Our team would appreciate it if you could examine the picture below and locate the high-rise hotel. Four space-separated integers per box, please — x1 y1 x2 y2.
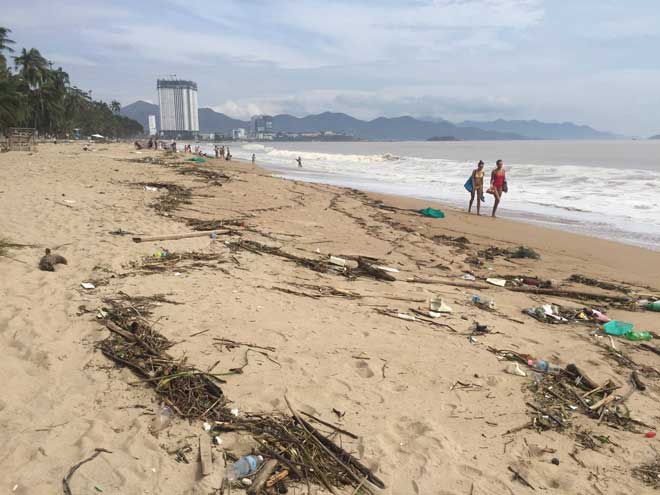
157 79 199 139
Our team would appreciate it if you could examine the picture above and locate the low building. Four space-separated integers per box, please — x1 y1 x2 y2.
232 128 247 140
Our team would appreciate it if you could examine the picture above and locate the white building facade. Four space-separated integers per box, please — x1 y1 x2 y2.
157 79 199 136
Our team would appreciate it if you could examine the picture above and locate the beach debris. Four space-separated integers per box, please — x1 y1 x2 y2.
419 207 445 218
81 282 95 290
375 265 399 273
508 466 535 490
486 277 507 287
462 273 476 281
151 405 174 434
471 294 496 310
134 182 192 213
62 448 112 495
632 457 660 488
246 459 278 495
38 248 68 271
329 255 349 267
603 320 652 341
524 304 569 323
505 362 527 377
568 274 631 294
97 301 384 492
429 296 452 313
645 431 656 438
199 434 213 477
510 246 541 259
132 230 230 243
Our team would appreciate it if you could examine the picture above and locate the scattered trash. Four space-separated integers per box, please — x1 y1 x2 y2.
151 405 174 433
241 478 253 487
38 248 68 271
551 458 560 466
187 157 207 163
524 304 568 323
203 422 212 431
214 435 223 445
462 273 476 281
376 265 400 273
625 331 652 341
510 246 541 259
471 295 496 310
225 455 263 481
603 320 634 336
527 359 562 374
81 282 95 290
144 185 159 192
429 296 452 313
486 277 507 287
470 322 489 334
329 255 348 267
153 248 170 259
646 301 660 312
396 313 417 321
505 362 527 377
419 207 445 218
230 408 239 417
646 432 656 438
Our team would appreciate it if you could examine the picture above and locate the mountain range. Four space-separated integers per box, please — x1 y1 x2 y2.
121 100 618 141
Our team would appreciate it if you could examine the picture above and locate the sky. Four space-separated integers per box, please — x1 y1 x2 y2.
3 0 660 136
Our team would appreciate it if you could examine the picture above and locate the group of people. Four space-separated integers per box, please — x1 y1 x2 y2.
213 145 232 160
466 159 507 217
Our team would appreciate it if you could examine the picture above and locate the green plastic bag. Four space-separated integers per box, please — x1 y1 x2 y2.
603 320 633 336
419 207 445 219
187 157 206 163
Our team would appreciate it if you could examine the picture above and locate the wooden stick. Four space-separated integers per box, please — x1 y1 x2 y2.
300 411 359 439
247 459 278 495
408 276 490 289
589 393 616 411
132 230 230 243
199 434 213 476
565 363 600 390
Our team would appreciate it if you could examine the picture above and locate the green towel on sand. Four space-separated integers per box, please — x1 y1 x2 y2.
187 157 206 163
419 207 445 218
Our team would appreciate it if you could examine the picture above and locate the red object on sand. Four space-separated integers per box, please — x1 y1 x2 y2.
645 431 656 438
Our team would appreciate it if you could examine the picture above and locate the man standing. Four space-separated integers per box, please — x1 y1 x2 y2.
296 156 302 168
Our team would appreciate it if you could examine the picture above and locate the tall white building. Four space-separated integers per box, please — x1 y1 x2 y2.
157 79 199 137
148 115 157 136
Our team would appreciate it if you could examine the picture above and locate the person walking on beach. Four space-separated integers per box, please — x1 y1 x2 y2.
251 153 256 164
489 159 506 217
296 156 302 168
468 160 485 215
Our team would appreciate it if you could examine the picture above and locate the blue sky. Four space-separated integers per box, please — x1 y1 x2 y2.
4 0 660 136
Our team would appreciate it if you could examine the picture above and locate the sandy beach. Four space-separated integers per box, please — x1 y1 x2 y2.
1 142 659 494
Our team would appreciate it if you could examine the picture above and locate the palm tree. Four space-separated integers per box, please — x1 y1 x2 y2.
0 75 25 129
14 47 48 89
0 27 15 69
110 100 121 114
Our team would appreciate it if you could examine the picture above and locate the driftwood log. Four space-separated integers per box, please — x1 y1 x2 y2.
247 459 279 495
132 230 230 243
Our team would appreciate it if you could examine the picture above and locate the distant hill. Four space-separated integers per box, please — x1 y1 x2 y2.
459 119 618 140
650 134 660 140
121 101 621 140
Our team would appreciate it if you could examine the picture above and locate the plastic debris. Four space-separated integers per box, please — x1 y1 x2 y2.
81 282 95 289
505 362 527 377
486 278 507 287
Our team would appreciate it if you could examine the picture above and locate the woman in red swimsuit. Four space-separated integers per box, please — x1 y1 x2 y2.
490 159 506 217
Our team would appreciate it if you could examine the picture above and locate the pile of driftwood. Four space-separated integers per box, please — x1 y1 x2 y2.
129 250 230 275
491 348 649 434
97 300 384 493
632 457 660 488
228 239 395 282
136 182 192 213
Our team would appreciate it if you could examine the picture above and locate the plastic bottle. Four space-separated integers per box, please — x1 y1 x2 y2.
150 405 174 433
624 331 652 341
225 455 263 481
645 301 660 312
528 359 561 374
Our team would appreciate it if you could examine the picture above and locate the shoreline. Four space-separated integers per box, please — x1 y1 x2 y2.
1 143 659 494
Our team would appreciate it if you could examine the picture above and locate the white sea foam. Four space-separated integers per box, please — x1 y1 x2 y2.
202 141 660 250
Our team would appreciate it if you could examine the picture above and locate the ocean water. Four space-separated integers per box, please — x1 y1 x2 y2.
201 140 660 251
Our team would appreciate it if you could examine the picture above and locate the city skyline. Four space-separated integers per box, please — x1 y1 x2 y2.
5 1 660 136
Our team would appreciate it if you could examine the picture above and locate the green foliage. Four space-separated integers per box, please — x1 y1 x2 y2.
0 26 143 138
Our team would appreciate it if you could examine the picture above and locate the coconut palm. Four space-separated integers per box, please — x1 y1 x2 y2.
0 75 25 129
110 100 121 114
0 27 15 69
14 47 48 89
